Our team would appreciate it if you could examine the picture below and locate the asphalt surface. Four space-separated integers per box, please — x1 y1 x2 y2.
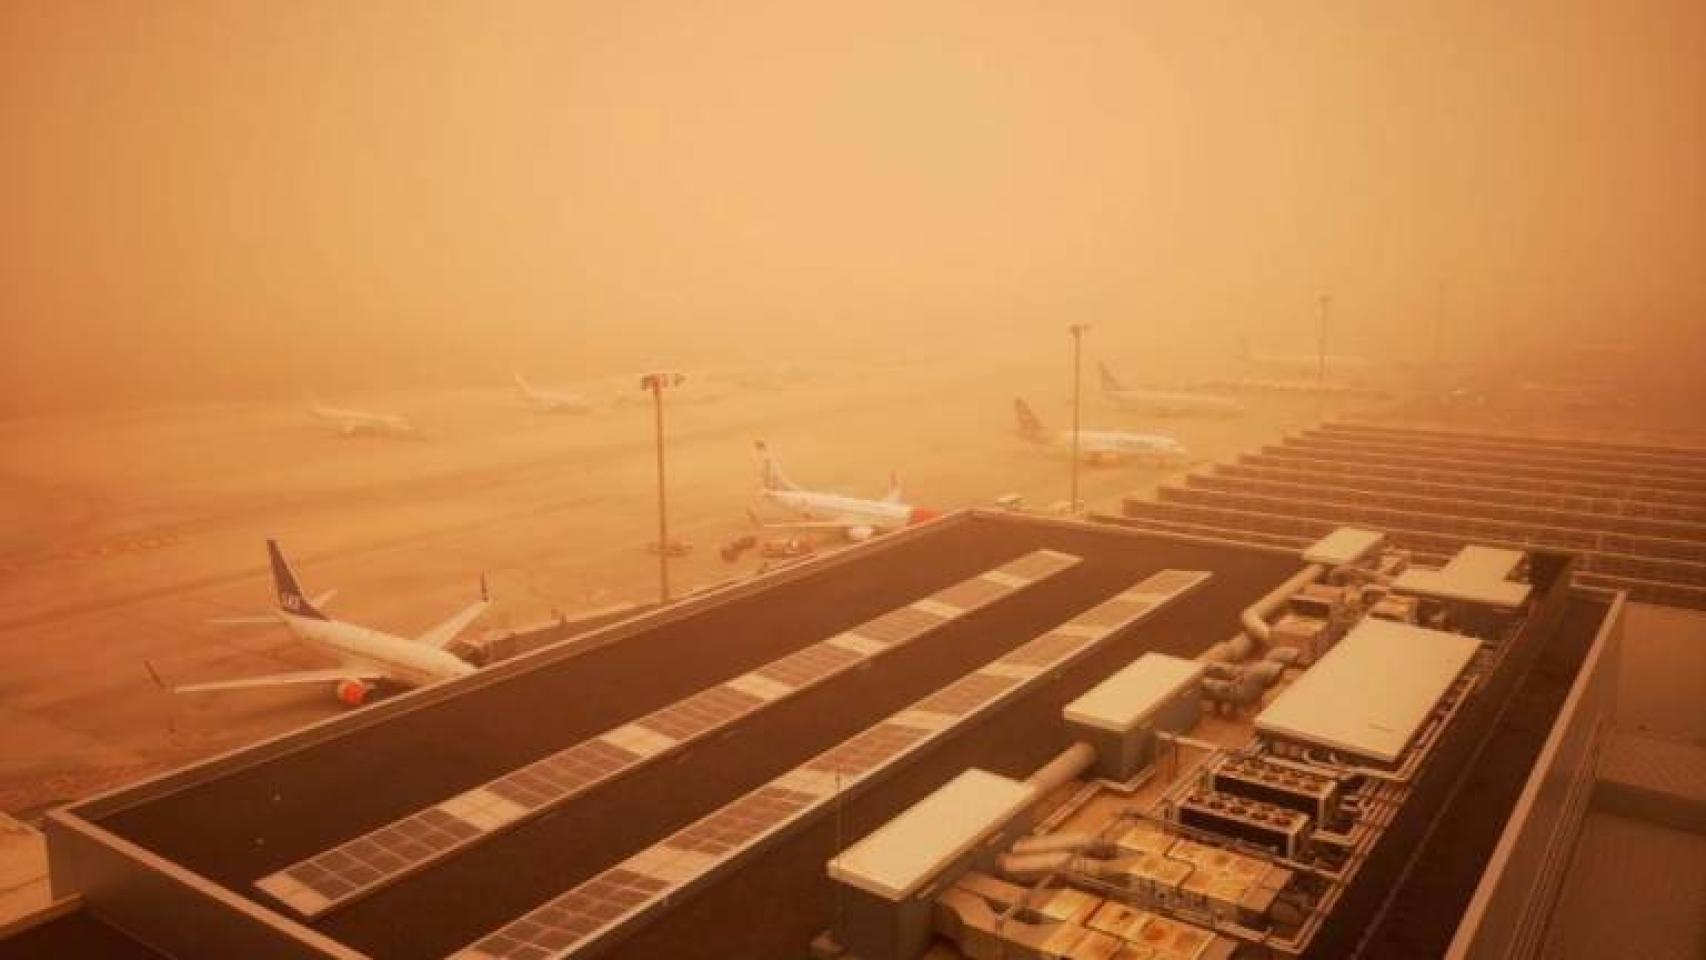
93 516 1299 959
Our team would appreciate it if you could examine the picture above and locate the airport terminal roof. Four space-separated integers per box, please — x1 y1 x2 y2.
26 510 1302 960
1256 617 1481 765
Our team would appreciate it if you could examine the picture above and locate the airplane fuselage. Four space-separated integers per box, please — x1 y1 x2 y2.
1106 390 1245 417
528 395 590 413
283 613 475 688
517 381 592 414
312 405 415 436
762 489 920 531
1248 354 1372 377
1051 429 1187 464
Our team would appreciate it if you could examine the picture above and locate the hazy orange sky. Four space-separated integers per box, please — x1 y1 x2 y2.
2 1 1702 412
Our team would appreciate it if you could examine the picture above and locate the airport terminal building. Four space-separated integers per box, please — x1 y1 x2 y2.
1 425 1698 959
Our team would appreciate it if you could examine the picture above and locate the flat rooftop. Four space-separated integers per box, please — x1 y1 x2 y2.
1255 618 1482 765
26 512 1302 960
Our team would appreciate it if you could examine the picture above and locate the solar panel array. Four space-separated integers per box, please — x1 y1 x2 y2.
255 549 1080 918
449 567 1211 960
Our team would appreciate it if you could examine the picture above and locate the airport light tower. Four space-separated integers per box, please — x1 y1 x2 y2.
1316 294 1331 394
641 371 685 602
1068 323 1090 514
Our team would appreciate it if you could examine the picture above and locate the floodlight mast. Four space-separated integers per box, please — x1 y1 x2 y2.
1068 323 1090 513
641 371 684 602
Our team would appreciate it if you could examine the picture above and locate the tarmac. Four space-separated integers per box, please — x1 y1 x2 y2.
0 351 1348 825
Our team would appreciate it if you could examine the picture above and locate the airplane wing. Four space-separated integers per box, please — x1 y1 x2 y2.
416 596 491 649
174 666 386 694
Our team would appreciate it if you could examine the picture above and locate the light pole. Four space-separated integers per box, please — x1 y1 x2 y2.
1316 294 1331 394
641 371 684 602
1068 323 1090 513
1434 280 1446 369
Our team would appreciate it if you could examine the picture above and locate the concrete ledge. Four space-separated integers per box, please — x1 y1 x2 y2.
1594 732 1706 834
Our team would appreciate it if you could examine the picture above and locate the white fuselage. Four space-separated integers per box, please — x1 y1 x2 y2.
762 489 916 531
1249 353 1373 377
1106 389 1245 417
528 394 590 413
313 405 415 436
284 613 475 688
518 383 591 413
1055 429 1188 463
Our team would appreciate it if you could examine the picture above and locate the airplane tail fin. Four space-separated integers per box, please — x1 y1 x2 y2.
1098 363 1125 394
513 373 535 398
1013 398 1047 440
267 539 327 620
882 471 903 504
754 441 800 492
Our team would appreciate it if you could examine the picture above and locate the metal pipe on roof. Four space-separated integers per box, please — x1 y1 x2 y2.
995 850 1073 883
1202 563 1326 663
1008 832 1099 856
1242 563 1325 644
1025 741 1096 795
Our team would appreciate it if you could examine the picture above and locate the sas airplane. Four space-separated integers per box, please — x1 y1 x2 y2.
750 441 939 542
1099 364 1245 417
307 393 418 437
1013 397 1189 466
165 540 484 706
514 373 592 414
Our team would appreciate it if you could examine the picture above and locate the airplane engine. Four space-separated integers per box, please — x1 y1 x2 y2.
335 678 374 706
846 525 876 542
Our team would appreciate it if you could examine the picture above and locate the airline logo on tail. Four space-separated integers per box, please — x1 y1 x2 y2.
269 539 328 620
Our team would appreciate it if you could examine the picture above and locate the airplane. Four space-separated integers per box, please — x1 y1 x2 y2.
514 373 592 414
1098 364 1245 417
1012 397 1189 466
306 393 418 437
750 441 939 542
1236 336 1373 378
163 540 484 706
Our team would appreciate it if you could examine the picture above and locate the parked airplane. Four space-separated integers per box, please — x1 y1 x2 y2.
1236 336 1373 378
514 373 592 414
1099 364 1245 417
750 441 939 541
164 540 484 706
1013 398 1189 465
307 393 417 437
